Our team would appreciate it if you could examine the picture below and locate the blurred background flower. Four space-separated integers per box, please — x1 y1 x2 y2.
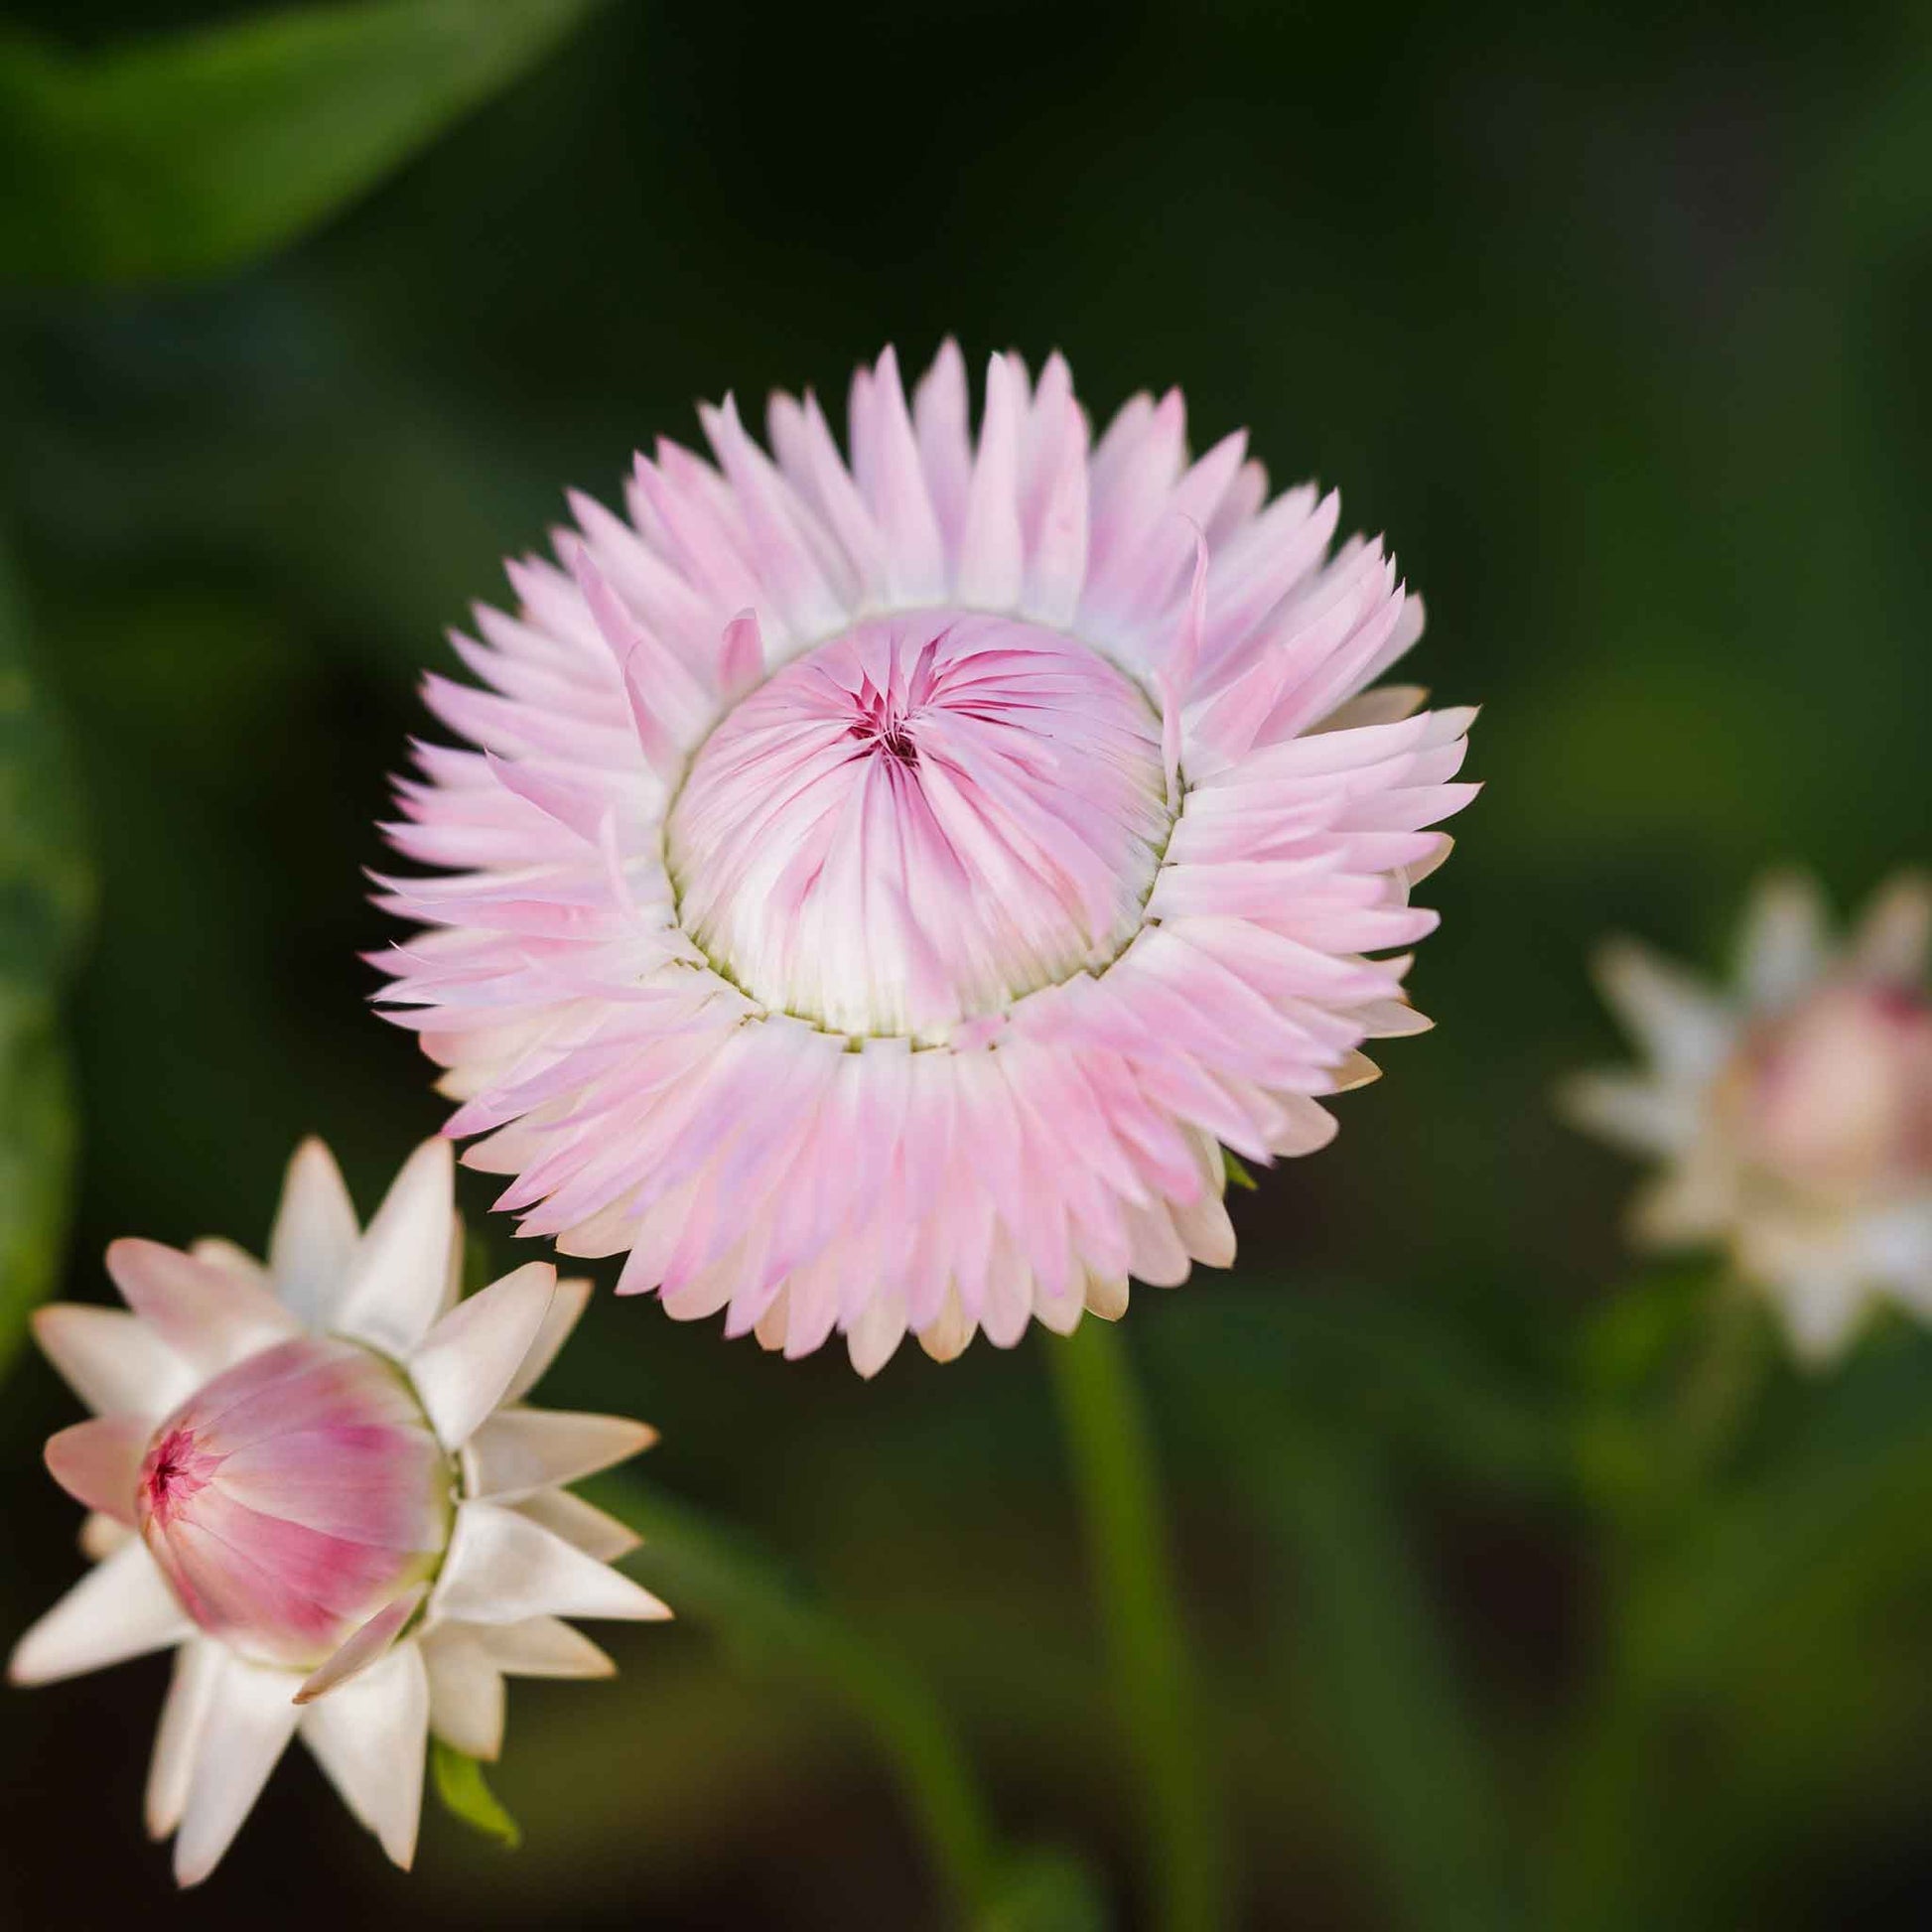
1564 873 1932 1359
4 3 1932 1929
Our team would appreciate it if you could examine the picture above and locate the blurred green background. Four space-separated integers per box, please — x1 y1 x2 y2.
4 2 1932 1927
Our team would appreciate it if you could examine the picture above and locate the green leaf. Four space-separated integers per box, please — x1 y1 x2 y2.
0 1 601 285
977 1850 1113 1932
0 571 90 991
0 550 91 1378
430 1739 522 1851
1222 1149 1257 1191
1627 1337 1932 1691
1265 1449 1517 1932
0 991 78 1383
1542 1336 1932 1930
1157 1304 1520 1931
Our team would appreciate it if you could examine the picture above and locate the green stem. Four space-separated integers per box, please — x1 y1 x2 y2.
1048 1319 1225 1932
1666 1276 1771 1487
597 1477 1001 1921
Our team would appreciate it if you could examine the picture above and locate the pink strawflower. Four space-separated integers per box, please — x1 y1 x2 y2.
1564 872 1932 1361
375 345 1477 1373
11 1139 666 1885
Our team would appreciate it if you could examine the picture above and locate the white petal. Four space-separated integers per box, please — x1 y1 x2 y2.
421 1627 505 1759
439 1214 466 1321
31 1303 198 1422
511 1488 641 1563
147 1638 224 1840
103 1239 299 1380
299 1643 429 1871
434 1501 671 1625
1774 1268 1871 1366
1083 1276 1130 1320
1592 940 1734 1084
269 1138 360 1330
464 1407 655 1500
8 1539 193 1686
1357 998 1435 1039
1311 683 1429 733
331 1139 457 1355
174 1655 304 1886
1734 871 1831 1010
499 1275 594 1406
408 1262 557 1449
1326 1049 1383 1094
1172 1189 1237 1268
1403 834 1454 889
189 1237 271 1285
916 1286 975 1363
846 1291 907 1379
473 1614 615 1679
1852 871 1932 984
79 1512 133 1562
1558 1071 1700 1157
1857 1199 1932 1306
1629 1156 1734 1245
294 1587 428 1705
754 1286 790 1351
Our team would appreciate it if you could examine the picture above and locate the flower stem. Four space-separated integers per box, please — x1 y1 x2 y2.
1048 1318 1225 1932
599 1477 1001 1920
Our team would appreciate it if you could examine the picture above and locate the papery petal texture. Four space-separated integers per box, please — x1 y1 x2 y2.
374 345 1477 1373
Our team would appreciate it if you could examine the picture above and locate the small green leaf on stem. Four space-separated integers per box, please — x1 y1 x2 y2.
431 1739 522 1851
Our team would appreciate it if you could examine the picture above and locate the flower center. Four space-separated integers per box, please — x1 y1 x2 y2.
666 612 1171 1039
1725 981 1932 1205
139 1425 219 1530
136 1334 454 1670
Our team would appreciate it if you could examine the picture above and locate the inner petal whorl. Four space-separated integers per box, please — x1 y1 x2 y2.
666 613 1170 1038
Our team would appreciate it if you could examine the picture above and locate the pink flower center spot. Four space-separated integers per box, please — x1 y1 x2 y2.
138 1425 216 1529
668 613 1170 1040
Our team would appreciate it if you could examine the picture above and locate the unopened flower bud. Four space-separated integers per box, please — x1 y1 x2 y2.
137 1334 453 1671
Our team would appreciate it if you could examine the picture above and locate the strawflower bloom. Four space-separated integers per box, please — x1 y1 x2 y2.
1564 871 1932 1361
375 344 1477 1373
10 1137 667 1884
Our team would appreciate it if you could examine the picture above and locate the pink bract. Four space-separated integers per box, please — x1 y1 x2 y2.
375 345 1477 1372
134 1336 451 1671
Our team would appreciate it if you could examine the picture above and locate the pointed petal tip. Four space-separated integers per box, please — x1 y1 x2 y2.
293 1587 428 1706
44 1416 144 1524
410 1260 558 1449
1326 1050 1383 1094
